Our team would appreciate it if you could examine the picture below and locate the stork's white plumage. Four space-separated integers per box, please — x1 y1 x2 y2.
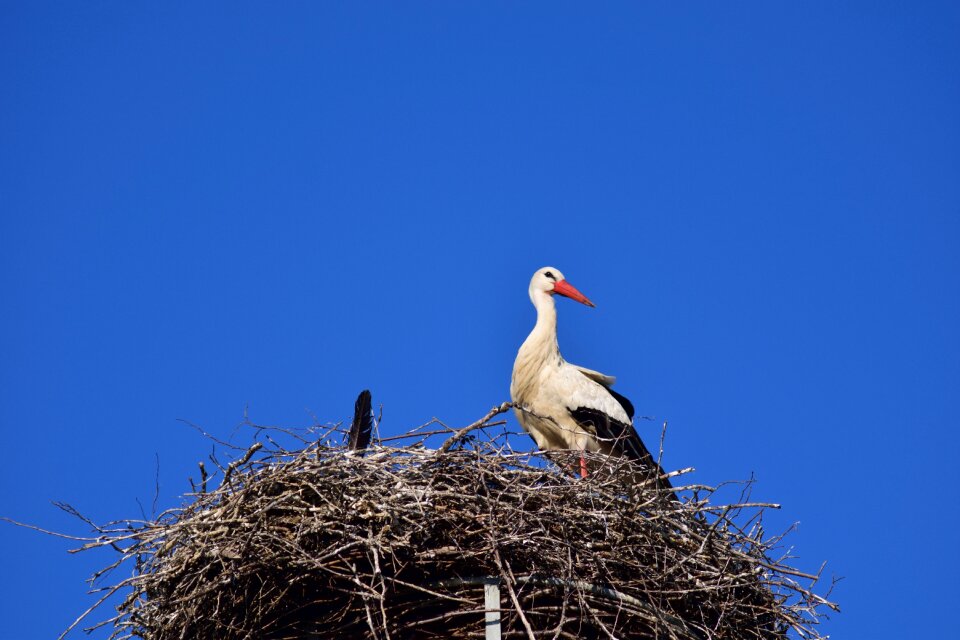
510 267 672 490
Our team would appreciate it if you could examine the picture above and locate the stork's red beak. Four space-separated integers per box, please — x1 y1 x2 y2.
552 279 595 307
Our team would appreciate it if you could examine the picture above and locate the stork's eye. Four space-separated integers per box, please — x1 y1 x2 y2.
544 271 556 281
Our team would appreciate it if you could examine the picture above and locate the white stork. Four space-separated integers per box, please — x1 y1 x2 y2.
510 267 673 494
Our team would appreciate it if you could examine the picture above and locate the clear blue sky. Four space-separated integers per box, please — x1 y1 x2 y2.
1 3 957 638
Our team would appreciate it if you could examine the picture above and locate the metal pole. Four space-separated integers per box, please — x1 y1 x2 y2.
483 578 501 640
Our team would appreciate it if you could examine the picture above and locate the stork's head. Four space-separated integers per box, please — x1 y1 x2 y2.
529 266 595 307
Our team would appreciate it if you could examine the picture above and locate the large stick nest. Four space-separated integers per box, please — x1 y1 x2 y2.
55 403 837 639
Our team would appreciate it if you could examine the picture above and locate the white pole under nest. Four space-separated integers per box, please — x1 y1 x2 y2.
483 578 502 640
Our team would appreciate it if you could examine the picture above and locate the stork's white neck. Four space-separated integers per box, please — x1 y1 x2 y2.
531 287 556 331
520 289 563 365
511 288 565 407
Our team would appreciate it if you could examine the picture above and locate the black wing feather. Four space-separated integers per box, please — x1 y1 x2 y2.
568 405 673 492
348 390 373 452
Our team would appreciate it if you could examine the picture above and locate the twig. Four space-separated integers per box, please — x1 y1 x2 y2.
437 402 513 453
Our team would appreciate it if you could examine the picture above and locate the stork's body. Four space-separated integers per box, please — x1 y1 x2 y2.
511 267 672 490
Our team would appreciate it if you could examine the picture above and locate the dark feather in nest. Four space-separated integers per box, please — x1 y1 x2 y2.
348 389 373 452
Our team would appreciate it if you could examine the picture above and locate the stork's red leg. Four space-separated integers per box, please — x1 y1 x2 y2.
579 453 588 478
